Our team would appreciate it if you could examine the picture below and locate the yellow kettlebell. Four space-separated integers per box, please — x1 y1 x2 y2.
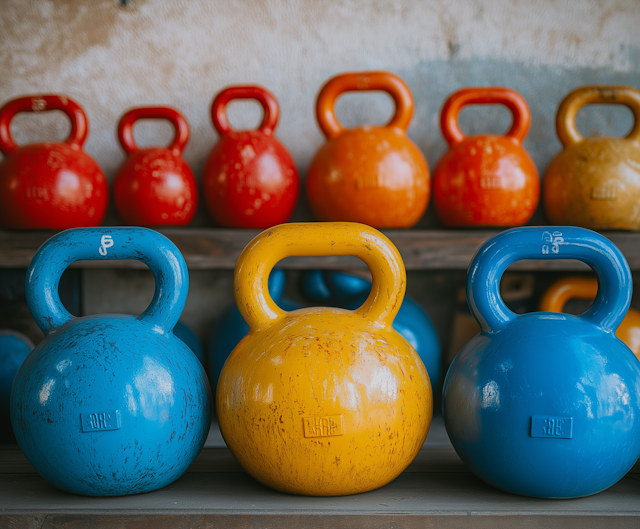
217 222 432 496
540 276 640 359
543 85 640 229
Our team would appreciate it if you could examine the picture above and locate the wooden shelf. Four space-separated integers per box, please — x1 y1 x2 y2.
2 228 640 271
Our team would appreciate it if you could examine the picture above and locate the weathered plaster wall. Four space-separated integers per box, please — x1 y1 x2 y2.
2 0 640 355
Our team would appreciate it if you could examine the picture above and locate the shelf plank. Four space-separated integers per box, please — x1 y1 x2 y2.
1 228 639 271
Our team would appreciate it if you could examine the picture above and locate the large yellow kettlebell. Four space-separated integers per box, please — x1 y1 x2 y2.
543 85 640 229
540 276 640 359
217 222 432 496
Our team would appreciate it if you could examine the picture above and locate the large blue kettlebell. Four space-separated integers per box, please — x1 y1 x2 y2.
208 269 298 389
302 270 442 386
443 227 640 498
11 228 212 496
0 330 34 443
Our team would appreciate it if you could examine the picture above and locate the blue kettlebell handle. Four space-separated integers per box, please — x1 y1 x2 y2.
468 227 631 333
27 227 188 336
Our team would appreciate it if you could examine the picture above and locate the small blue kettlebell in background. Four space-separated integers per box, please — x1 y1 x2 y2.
0 330 33 443
443 227 640 498
174 321 204 364
208 269 298 390
11 228 212 496
301 270 442 386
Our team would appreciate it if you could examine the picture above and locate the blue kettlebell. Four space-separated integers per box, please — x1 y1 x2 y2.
11 227 212 496
208 269 298 390
0 330 34 443
174 321 204 364
443 227 640 498
301 270 442 386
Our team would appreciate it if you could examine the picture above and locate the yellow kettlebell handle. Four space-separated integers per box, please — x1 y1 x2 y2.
234 222 406 331
539 276 598 313
556 85 640 147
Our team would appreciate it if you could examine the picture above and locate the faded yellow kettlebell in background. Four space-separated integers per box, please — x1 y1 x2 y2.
217 222 432 496
540 276 640 360
543 85 640 229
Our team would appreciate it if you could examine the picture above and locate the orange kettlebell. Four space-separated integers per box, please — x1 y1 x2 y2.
539 276 640 360
306 72 430 228
433 87 539 226
543 85 640 229
217 222 432 496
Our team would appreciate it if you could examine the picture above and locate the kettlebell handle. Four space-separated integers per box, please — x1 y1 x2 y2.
212 86 279 136
26 227 188 336
234 222 406 331
539 276 599 314
440 87 531 146
468 227 631 333
556 85 640 147
0 95 88 155
316 72 414 140
118 107 190 155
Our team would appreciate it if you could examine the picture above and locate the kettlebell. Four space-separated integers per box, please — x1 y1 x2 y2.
203 86 299 228
0 95 108 229
540 276 640 361
174 320 204 364
0 330 33 444
306 72 430 228
433 87 539 226
543 85 640 229
217 223 432 496
113 107 198 226
11 227 211 496
443 226 640 498
301 270 442 386
208 269 298 391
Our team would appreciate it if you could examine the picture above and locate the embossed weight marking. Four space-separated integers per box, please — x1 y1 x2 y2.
531 416 573 439
303 415 344 438
81 410 121 433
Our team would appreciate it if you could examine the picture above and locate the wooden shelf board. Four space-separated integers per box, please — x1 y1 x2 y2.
2 228 640 271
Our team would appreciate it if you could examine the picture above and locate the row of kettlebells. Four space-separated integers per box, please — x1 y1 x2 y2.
2 72 640 230
5 222 640 500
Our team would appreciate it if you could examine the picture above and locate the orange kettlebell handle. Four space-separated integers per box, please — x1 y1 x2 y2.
316 71 414 140
539 276 598 313
234 222 406 332
0 95 88 155
440 87 531 147
118 107 190 155
212 85 279 136
556 85 640 147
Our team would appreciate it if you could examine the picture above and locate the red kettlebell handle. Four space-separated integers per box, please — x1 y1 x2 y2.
212 86 279 136
0 95 88 155
316 71 414 140
118 107 189 155
440 87 531 147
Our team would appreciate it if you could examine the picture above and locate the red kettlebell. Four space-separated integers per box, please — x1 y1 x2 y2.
0 95 108 229
113 107 197 226
433 87 539 227
203 86 299 228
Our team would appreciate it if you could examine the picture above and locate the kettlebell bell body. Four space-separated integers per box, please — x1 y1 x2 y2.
11 228 211 496
0 330 34 443
443 227 640 498
543 86 640 229
208 269 298 390
306 72 429 228
301 270 442 386
113 107 197 226
0 95 108 229
217 223 432 496
203 86 299 228
433 88 539 226
540 276 640 361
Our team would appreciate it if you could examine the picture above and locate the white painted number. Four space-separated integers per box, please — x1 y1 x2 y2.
99 235 114 256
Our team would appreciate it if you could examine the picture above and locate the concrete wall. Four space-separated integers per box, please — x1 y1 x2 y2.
2 0 640 367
